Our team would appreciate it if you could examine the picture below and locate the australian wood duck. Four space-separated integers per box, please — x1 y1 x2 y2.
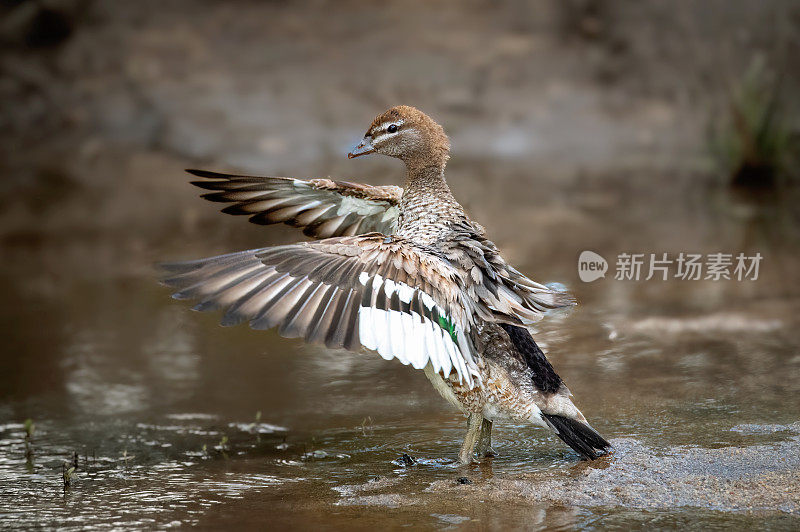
160 105 611 463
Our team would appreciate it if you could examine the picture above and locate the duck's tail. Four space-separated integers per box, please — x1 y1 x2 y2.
542 413 612 460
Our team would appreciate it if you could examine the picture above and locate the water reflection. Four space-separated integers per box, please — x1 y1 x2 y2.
62 329 150 416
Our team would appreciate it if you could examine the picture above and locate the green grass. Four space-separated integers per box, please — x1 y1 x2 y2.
709 56 798 187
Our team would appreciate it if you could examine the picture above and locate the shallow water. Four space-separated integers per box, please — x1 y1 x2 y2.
1 168 799 529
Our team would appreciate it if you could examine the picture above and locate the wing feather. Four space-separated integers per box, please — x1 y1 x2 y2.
159 234 481 386
279 283 327 338
304 285 340 345
186 169 402 238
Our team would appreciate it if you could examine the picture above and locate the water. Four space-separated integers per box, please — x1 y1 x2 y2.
1 166 799 529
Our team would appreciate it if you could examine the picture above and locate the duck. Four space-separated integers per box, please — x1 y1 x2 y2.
160 105 611 463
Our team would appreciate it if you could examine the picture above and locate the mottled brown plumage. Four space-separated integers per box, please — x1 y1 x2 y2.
161 105 610 463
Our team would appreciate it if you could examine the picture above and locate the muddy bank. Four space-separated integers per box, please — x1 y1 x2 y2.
429 426 800 515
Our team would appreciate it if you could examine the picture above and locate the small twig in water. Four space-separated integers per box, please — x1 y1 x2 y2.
23 419 35 462
23 418 35 441
254 411 262 443
62 462 76 491
360 416 374 436
122 449 133 469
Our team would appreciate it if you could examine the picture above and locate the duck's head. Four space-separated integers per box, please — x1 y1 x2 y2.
348 105 450 170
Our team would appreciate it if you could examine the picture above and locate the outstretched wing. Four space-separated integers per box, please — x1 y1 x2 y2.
159 234 481 387
187 169 402 238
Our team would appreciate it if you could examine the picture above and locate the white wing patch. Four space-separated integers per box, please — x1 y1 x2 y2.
356 273 478 387
358 307 460 375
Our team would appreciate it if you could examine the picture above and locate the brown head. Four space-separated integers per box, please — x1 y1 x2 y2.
348 106 450 171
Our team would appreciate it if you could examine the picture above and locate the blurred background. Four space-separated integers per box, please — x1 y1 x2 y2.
1 0 800 529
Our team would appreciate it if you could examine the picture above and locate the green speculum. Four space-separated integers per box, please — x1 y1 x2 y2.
437 314 458 343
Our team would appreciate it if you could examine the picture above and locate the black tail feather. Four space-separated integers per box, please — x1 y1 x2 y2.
542 413 612 460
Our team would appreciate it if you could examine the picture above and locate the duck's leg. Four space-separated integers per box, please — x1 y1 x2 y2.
475 418 497 457
458 413 483 464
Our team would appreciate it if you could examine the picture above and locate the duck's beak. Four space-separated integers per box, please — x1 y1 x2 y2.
347 137 375 159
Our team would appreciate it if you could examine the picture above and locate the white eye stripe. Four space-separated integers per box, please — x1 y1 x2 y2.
376 119 404 131
372 119 405 141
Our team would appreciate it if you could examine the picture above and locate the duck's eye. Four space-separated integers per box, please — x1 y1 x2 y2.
387 124 398 133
